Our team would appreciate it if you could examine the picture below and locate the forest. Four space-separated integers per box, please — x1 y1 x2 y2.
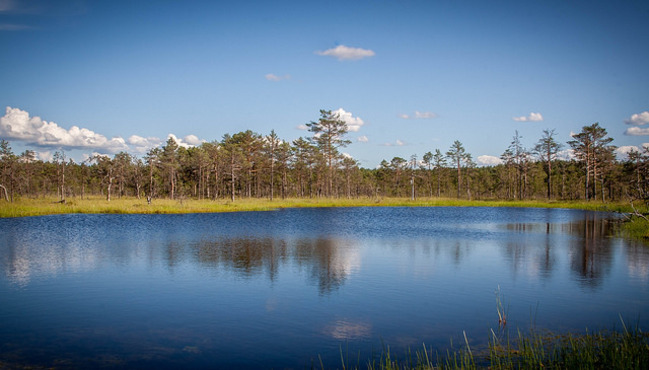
1 110 648 206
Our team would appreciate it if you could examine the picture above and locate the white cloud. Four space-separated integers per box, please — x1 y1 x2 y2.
400 111 437 120
477 155 502 166
513 112 543 122
415 111 437 119
299 109 364 132
167 133 203 149
265 73 290 81
357 135 368 143
88 152 110 160
182 134 204 146
625 126 649 136
381 139 405 147
127 135 162 153
616 144 649 159
37 150 52 162
0 106 207 156
557 149 574 160
0 106 128 152
615 145 642 160
625 111 649 126
333 108 365 132
315 45 375 61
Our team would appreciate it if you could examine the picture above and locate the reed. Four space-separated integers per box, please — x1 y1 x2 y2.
325 323 648 369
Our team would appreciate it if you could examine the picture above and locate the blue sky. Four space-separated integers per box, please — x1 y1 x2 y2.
1 0 648 167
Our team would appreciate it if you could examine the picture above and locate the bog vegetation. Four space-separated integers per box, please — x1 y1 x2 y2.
1 110 648 214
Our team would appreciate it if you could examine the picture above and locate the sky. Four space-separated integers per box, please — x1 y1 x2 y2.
1 0 648 167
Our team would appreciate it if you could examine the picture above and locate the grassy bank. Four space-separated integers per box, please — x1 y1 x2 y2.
1 196 647 239
0 196 635 218
622 216 649 239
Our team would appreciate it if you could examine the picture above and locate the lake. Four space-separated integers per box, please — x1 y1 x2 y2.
1 207 648 369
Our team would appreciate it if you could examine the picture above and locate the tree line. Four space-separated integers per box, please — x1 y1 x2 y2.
1 110 648 204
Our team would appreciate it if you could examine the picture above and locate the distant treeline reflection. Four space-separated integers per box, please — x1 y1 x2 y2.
2 213 648 291
193 237 355 293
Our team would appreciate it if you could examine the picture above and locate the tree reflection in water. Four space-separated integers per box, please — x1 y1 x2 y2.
194 237 357 294
1 209 648 369
500 213 649 289
566 213 616 288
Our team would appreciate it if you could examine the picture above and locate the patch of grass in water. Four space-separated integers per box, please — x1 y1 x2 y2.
622 217 649 240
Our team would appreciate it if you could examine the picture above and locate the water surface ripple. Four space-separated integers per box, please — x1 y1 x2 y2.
1 207 647 369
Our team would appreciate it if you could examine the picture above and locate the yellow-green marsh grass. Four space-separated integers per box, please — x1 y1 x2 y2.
0 196 640 218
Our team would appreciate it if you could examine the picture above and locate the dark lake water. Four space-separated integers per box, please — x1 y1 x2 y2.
1 207 648 369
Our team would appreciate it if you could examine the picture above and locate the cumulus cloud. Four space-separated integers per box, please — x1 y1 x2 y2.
333 108 365 132
615 145 641 160
315 45 375 61
625 111 649 126
37 150 53 162
477 155 502 166
0 106 205 155
182 134 204 146
166 134 205 149
298 109 365 132
127 135 162 153
513 112 543 122
625 126 649 136
616 144 649 159
265 73 290 81
357 135 369 143
400 111 437 119
0 106 128 152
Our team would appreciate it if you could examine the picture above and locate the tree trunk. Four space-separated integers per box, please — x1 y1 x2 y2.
230 155 235 202
547 160 552 199
0 184 8 201
107 176 113 201
170 170 175 200
456 160 462 199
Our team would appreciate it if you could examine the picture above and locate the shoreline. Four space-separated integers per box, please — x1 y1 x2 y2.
0 196 635 217
2 196 647 238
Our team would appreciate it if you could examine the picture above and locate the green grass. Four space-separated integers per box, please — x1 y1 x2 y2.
0 197 647 368
3 196 647 238
323 325 649 369
622 216 649 239
0 195 637 218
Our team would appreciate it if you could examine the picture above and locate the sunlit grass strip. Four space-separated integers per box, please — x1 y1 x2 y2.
0 196 639 218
